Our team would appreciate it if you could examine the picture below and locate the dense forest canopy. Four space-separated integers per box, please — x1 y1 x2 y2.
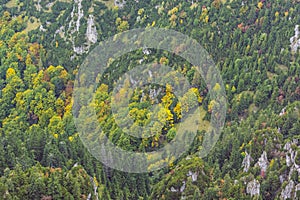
0 0 299 199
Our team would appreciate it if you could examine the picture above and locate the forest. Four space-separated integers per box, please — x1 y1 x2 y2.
0 0 299 199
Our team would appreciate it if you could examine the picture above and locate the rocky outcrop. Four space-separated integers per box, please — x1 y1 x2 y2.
67 0 93 56
187 171 198 182
170 181 186 193
281 180 295 200
72 13 98 54
115 0 126 8
242 152 253 172
294 184 300 198
36 0 41 12
86 15 98 44
39 25 46 32
88 176 99 200
290 25 300 53
37 0 100 57
284 140 300 172
149 88 162 103
278 140 300 199
256 151 269 172
246 179 260 197
73 46 85 54
69 0 84 34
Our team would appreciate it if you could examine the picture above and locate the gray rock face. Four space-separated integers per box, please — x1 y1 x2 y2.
290 25 300 53
86 15 98 44
170 181 186 193
115 0 126 8
281 180 295 200
246 179 260 197
286 153 292 167
149 88 162 103
242 152 253 172
67 0 92 56
280 107 286 116
88 176 99 200
46 2 54 9
69 0 84 33
92 176 99 200
180 181 186 192
39 25 46 32
36 0 41 12
284 140 300 173
279 141 300 199
55 26 65 38
280 175 286 184
256 151 269 172
142 47 151 55
187 171 198 182
38 0 99 57
73 46 85 54
170 187 178 192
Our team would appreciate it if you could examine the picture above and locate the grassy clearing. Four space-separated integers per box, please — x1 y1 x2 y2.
249 103 258 114
267 71 277 79
24 17 41 33
96 0 115 9
276 64 288 72
6 0 18 8
175 106 209 133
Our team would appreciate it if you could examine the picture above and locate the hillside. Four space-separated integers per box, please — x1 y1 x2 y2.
0 0 299 199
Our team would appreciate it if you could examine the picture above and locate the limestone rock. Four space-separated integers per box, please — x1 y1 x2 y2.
86 15 98 44
256 151 269 172
281 180 294 200
242 152 253 172
290 25 300 53
246 179 260 197
187 171 198 182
